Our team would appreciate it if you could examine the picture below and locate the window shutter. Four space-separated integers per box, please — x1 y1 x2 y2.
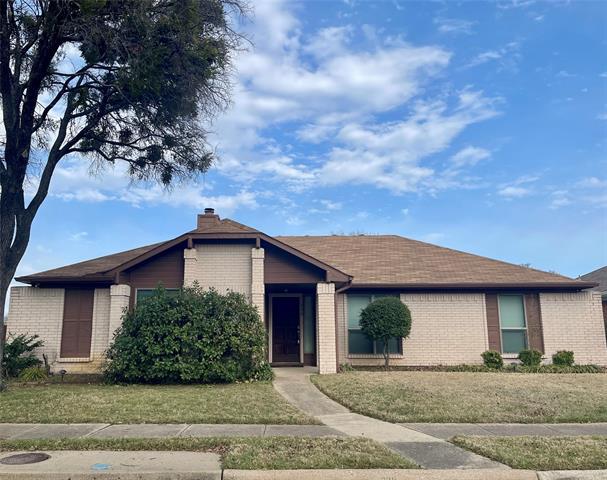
525 294 544 353
60 289 94 358
485 294 501 351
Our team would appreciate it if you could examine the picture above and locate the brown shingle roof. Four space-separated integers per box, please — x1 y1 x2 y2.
581 266 607 294
17 242 162 282
16 218 593 289
276 235 587 287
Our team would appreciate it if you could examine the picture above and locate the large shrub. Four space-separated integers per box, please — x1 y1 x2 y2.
104 287 272 384
481 350 504 369
552 350 575 367
518 349 542 367
360 297 412 369
2 334 43 378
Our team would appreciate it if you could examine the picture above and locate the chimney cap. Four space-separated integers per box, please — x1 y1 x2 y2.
204 207 215 215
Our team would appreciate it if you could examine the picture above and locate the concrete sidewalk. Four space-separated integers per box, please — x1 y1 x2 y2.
401 423 607 439
0 423 344 440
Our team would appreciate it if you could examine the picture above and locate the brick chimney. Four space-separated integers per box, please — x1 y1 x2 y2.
197 207 219 229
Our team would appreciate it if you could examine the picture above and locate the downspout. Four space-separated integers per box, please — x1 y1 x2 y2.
334 280 352 373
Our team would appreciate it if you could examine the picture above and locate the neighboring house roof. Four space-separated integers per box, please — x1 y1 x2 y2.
580 266 607 295
16 213 594 290
276 235 590 288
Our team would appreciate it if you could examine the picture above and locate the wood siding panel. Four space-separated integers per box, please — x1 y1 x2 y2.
60 289 94 358
265 246 325 284
525 293 544 353
485 294 501 351
126 246 184 308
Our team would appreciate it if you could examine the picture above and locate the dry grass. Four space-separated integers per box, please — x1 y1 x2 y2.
0 437 417 469
311 371 607 423
453 435 607 470
0 382 316 424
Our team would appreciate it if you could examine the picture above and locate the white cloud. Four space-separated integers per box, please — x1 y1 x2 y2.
212 1 454 189
303 26 353 59
319 200 343 210
69 231 89 241
498 186 531 198
497 0 535 9
44 157 258 216
498 175 539 199
434 17 475 35
576 177 607 189
465 42 521 71
316 90 500 192
449 146 491 168
549 190 571 209
597 112 607 121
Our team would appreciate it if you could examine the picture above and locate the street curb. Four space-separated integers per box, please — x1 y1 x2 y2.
223 468 539 480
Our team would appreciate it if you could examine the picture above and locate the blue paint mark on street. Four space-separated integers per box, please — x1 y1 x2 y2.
91 463 111 470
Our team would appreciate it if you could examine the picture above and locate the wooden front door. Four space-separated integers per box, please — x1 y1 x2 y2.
272 296 301 363
60 289 94 358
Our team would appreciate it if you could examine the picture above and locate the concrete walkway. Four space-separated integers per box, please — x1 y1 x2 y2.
272 368 504 469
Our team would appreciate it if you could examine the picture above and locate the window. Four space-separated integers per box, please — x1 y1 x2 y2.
347 294 402 355
135 288 179 304
498 294 527 354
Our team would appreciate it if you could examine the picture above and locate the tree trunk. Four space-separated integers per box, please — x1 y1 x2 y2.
383 340 390 371
0 276 8 391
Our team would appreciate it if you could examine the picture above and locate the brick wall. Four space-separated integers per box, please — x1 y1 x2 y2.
251 248 265 322
337 292 488 366
193 244 252 298
6 286 111 373
183 248 198 286
317 282 337 374
540 291 607 365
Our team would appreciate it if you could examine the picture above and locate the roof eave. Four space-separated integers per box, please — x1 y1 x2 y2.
14 274 114 285
348 281 598 291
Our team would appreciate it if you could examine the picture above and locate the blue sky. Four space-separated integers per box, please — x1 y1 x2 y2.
15 0 607 285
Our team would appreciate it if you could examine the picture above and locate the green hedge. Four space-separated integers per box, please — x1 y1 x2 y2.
104 286 272 384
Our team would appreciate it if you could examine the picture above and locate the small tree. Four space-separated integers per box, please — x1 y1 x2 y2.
360 297 412 369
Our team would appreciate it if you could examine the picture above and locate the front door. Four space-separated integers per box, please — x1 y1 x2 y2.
272 296 300 363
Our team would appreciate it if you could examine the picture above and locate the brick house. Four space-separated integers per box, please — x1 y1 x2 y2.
7 209 607 374
580 266 607 340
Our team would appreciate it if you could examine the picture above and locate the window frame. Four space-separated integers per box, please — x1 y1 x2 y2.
135 288 180 305
497 293 528 355
346 293 403 357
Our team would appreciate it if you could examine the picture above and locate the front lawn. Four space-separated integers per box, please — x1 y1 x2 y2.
452 436 607 470
311 371 607 423
0 382 316 424
0 437 417 470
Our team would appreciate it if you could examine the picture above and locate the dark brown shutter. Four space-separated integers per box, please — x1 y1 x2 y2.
485 294 501 352
525 294 544 353
60 289 94 358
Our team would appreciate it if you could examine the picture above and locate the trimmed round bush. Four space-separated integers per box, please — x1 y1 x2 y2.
481 350 503 369
104 286 272 384
552 350 575 367
360 297 412 369
518 349 542 367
